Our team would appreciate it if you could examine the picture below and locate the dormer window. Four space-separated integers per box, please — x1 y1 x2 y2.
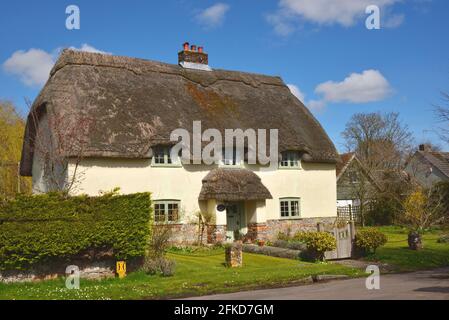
220 147 243 167
279 151 300 168
152 146 179 167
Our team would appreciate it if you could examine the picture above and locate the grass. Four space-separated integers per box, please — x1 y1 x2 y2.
364 226 449 272
1 226 448 300
0 251 362 300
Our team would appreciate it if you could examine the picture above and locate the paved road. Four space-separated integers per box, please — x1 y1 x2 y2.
186 268 449 300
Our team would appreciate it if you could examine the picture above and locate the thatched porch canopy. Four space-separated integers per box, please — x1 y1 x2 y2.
199 168 272 201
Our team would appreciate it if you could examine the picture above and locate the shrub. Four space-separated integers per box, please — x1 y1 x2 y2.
286 241 307 251
142 257 176 277
0 192 152 271
142 257 160 275
160 258 176 277
277 231 291 241
355 228 387 256
272 240 289 248
365 195 401 226
294 231 336 261
148 224 173 258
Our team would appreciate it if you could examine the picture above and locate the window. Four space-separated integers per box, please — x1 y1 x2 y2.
154 200 180 223
348 171 358 184
279 151 300 168
220 147 243 167
152 146 179 166
279 198 300 218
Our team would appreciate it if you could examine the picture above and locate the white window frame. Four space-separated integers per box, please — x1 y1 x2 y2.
151 146 181 167
279 151 301 169
154 200 181 223
279 197 301 219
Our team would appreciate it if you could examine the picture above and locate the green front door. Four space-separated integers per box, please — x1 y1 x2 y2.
226 203 243 242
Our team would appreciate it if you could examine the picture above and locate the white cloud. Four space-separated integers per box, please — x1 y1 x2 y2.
384 14 405 28
3 44 109 87
307 99 326 112
3 49 55 87
196 3 230 28
69 44 111 54
315 69 392 103
268 0 403 35
287 84 305 102
287 83 326 112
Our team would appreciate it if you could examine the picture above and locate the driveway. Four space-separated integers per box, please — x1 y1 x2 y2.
186 268 449 300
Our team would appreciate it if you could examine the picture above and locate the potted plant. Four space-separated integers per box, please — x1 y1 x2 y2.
257 239 266 247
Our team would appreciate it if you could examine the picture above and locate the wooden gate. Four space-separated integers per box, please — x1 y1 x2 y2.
323 222 355 260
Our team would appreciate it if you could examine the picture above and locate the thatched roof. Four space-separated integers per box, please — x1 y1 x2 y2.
199 168 272 201
20 49 338 176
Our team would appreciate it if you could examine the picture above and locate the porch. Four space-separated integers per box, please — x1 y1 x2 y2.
198 168 273 243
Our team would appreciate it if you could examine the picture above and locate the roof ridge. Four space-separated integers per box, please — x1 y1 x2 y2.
50 49 285 89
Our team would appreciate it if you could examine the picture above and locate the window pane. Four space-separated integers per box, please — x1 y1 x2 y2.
154 147 174 165
280 151 299 167
154 203 166 222
167 203 179 222
280 201 289 217
291 201 299 216
166 148 172 164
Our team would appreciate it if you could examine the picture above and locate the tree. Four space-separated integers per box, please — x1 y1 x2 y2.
341 112 414 225
28 99 95 194
0 100 31 199
434 92 449 145
402 185 447 249
342 112 414 173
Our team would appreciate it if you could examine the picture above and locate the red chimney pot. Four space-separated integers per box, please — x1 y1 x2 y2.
198 46 204 53
183 42 189 51
191 45 197 52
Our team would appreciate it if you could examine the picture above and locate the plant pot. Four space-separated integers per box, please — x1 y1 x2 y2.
408 231 423 250
257 240 265 247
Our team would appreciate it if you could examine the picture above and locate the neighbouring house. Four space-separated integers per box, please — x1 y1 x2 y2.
336 153 380 222
404 144 449 188
20 44 339 244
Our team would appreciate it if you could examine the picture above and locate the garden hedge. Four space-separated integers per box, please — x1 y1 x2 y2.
0 192 152 271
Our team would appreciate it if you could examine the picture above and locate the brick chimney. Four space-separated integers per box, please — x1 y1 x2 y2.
178 42 210 69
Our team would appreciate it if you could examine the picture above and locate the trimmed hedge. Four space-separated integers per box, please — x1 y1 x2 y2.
0 192 152 271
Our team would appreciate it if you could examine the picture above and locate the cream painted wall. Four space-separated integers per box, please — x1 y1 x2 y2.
62 158 337 223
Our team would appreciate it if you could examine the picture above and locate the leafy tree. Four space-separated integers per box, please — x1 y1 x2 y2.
402 187 446 233
0 101 31 199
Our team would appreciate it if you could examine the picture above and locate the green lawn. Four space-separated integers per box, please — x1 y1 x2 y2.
0 250 361 300
364 226 449 272
2 226 448 300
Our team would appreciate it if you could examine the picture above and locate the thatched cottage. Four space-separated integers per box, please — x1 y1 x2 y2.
20 44 339 243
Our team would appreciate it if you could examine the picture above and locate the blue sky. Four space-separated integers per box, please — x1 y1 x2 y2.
1 0 448 151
